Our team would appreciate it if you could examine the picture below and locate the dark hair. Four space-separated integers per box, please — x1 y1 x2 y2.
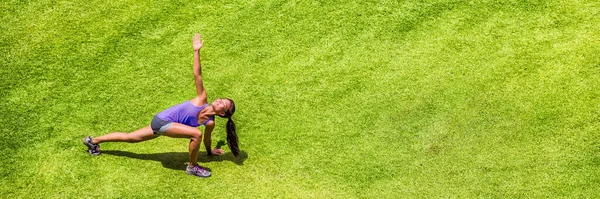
218 98 239 157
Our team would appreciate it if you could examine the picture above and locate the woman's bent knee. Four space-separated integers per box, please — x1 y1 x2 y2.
190 130 202 141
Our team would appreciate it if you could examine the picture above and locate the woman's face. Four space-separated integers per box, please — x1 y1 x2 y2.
212 99 231 115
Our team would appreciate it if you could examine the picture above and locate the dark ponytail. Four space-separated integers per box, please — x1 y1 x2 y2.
219 98 239 157
226 117 239 157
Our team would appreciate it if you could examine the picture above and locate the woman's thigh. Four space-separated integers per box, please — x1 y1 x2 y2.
161 123 201 139
127 126 159 142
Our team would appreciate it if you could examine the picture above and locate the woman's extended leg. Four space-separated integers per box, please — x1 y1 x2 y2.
83 126 157 156
92 126 157 144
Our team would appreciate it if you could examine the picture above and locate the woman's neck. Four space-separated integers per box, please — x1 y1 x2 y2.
199 105 216 117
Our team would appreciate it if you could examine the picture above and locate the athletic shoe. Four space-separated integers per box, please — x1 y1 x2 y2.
83 136 101 156
186 165 211 178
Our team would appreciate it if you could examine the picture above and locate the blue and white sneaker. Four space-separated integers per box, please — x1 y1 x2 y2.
186 165 211 178
83 136 101 156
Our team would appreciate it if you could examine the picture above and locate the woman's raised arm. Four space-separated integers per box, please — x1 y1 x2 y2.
192 34 207 104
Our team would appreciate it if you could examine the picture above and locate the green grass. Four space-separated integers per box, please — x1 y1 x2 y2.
2 0 600 197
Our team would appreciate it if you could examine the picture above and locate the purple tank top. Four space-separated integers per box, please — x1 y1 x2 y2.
156 101 214 127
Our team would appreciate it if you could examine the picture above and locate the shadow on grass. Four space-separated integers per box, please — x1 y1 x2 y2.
102 149 248 171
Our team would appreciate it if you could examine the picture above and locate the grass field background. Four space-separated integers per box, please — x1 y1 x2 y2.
2 0 600 197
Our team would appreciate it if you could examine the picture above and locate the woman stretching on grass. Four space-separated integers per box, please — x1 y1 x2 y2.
83 34 239 178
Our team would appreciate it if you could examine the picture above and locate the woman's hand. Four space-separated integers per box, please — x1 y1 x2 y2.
211 148 225 156
193 34 204 51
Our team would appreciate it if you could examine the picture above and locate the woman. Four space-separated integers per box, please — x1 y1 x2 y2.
83 34 239 178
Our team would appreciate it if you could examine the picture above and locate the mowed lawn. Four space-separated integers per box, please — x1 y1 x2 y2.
1 0 600 198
